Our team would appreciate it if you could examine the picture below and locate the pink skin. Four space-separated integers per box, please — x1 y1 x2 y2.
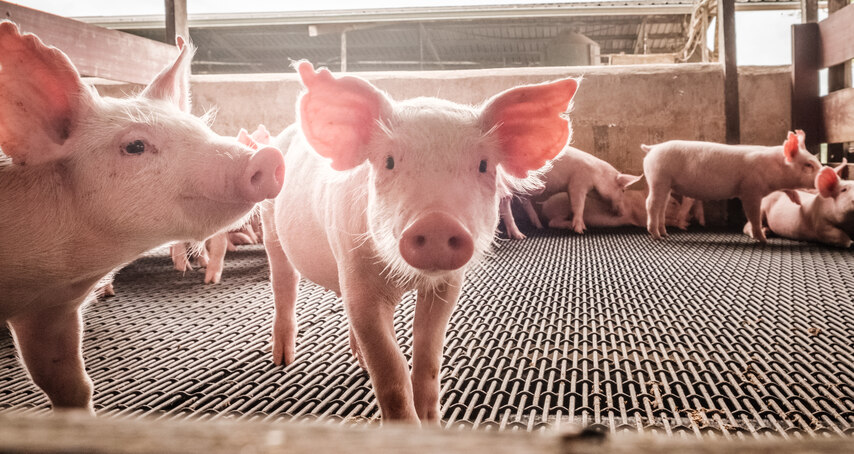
541 189 685 229
503 147 641 236
263 61 578 424
748 160 854 247
672 196 705 230
0 24 284 411
643 131 821 242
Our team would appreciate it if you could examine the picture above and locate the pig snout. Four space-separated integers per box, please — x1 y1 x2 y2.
399 212 474 271
242 146 285 202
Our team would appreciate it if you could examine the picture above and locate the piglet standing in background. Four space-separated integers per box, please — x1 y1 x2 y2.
263 61 578 423
643 131 821 242
747 160 853 247
170 125 271 284
0 22 284 411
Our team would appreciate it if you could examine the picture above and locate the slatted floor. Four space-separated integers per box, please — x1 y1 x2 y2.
1 229 853 438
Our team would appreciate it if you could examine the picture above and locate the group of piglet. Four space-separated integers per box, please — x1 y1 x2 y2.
0 22 578 424
0 20 850 429
500 130 851 248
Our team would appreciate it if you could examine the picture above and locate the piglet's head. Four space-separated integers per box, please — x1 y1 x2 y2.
0 22 284 245
296 61 577 285
783 130 821 189
816 160 854 224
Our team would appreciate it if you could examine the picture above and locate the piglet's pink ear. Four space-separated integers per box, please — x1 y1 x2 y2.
618 173 643 189
480 77 579 178
0 22 91 165
296 61 392 171
251 124 272 145
783 131 799 163
817 166 841 198
141 36 193 113
236 128 260 150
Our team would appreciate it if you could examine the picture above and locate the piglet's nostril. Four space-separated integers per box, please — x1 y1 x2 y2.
415 235 426 247
448 236 460 249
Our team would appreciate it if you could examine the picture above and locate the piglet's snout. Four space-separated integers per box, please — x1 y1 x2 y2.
399 212 474 271
242 146 285 202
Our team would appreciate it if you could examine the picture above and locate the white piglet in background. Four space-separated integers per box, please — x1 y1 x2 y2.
502 146 642 237
263 62 578 423
747 160 854 247
643 131 821 242
0 23 284 411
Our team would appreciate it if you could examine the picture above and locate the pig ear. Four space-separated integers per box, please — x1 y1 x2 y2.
141 36 194 112
817 166 841 198
480 78 580 178
782 189 802 206
296 61 392 171
834 157 848 179
617 173 643 189
0 22 91 165
783 131 799 163
236 128 260 150
251 124 272 145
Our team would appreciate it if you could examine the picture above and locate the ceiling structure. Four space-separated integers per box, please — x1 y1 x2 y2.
77 0 800 73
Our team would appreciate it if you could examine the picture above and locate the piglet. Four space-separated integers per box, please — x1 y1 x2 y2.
502 146 641 236
643 131 821 242
541 189 685 229
0 22 284 411
170 126 269 284
747 160 853 247
263 62 578 424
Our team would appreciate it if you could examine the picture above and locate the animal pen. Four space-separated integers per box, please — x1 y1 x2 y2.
1 1 852 452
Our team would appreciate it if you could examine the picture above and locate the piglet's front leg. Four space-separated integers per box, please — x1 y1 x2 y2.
411 276 461 424
742 196 767 244
9 304 93 412
342 276 416 423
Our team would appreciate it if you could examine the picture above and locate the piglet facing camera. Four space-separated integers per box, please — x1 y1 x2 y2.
263 61 579 424
0 22 284 411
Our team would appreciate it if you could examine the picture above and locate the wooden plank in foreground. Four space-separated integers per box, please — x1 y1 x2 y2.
0 1 176 84
0 412 853 454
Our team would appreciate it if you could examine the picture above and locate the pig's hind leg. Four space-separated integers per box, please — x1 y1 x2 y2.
411 279 460 423
9 304 93 411
519 197 543 229
261 205 301 366
645 182 671 239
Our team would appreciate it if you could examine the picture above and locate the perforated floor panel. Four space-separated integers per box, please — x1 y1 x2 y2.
2 229 853 438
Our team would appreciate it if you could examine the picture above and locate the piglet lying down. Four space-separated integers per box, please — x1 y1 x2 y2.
0 22 284 411
263 62 579 424
746 160 853 247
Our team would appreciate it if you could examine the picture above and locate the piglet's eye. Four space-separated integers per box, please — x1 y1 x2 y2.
123 140 146 155
385 156 395 170
479 159 487 173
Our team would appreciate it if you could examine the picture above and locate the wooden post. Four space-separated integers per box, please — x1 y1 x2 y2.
164 0 188 44
340 30 347 72
718 0 740 144
826 0 852 162
800 0 819 22
791 23 821 152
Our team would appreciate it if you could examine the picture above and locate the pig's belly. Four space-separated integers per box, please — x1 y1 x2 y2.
671 176 739 201
274 204 341 295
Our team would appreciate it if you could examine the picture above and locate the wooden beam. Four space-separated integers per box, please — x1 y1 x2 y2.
0 1 175 84
822 87 854 144
718 0 740 144
791 23 822 150
824 0 852 161
800 0 819 22
164 0 188 44
818 1 854 69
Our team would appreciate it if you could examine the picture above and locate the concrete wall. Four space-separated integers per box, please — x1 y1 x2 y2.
92 64 791 179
